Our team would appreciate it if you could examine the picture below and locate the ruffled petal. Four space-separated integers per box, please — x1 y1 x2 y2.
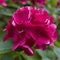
22 45 34 56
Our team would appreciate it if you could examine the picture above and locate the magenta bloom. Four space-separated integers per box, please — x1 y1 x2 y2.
11 0 27 4
12 0 46 6
3 6 58 56
0 0 7 6
57 0 60 6
31 0 46 6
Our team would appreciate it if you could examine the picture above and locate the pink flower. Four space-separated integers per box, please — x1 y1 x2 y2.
11 0 46 6
0 0 7 6
31 0 46 6
11 0 27 4
57 0 60 6
3 6 58 56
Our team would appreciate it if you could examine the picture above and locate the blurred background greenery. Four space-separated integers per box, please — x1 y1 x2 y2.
0 0 60 60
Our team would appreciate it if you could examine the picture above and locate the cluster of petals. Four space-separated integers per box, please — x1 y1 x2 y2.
11 0 46 6
0 0 7 6
3 6 58 56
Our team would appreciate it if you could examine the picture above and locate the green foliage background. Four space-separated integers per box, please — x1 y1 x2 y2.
0 0 60 60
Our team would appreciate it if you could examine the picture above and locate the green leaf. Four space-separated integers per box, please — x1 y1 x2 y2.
0 54 14 60
54 46 60 60
51 0 57 7
0 40 13 54
46 0 57 14
36 50 50 60
55 41 60 47
0 8 12 16
0 30 13 54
